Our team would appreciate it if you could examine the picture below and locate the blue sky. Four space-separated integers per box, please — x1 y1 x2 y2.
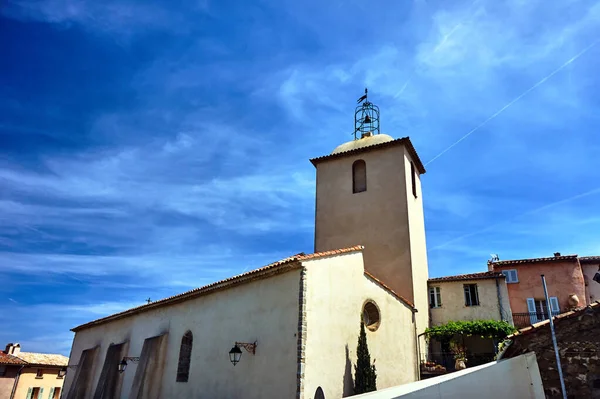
1 0 600 355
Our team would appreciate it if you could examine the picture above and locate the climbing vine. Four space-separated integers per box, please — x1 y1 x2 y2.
424 320 516 341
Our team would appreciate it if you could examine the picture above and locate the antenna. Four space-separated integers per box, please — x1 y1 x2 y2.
490 254 500 262
146 298 152 304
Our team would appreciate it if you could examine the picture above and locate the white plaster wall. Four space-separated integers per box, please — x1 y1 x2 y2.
303 252 418 399
582 263 600 303
429 279 513 326
63 269 301 399
351 352 544 399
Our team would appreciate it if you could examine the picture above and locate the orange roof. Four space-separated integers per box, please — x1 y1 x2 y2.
0 351 27 365
579 256 600 263
489 255 578 267
428 271 505 283
72 246 364 332
309 136 426 174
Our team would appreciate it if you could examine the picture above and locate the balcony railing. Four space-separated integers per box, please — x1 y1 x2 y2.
512 312 561 329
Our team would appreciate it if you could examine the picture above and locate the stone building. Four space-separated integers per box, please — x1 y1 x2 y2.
0 343 68 399
62 95 432 399
499 301 600 398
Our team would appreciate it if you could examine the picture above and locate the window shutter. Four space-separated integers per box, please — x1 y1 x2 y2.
527 298 537 323
550 297 560 314
26 388 33 399
38 388 44 399
48 388 55 399
511 270 518 282
437 288 442 307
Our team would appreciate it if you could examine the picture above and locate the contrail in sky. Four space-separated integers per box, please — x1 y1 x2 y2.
425 38 600 166
428 186 600 252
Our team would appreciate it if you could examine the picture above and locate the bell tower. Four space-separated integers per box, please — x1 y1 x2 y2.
310 89 430 333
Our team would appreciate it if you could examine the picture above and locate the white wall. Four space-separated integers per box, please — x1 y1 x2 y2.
63 269 302 399
351 352 544 399
303 252 418 399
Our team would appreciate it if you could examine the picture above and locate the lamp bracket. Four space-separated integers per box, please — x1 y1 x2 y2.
67 365 78 369
123 357 140 363
235 341 257 355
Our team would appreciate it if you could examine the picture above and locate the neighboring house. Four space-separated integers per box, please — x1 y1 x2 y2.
1 343 68 399
428 271 513 326
488 253 590 328
63 248 418 399
580 256 600 304
426 272 513 371
63 100 433 398
499 301 600 398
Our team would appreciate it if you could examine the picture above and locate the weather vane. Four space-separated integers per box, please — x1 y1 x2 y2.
353 88 380 140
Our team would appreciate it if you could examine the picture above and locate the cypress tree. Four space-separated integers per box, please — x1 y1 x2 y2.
354 322 377 394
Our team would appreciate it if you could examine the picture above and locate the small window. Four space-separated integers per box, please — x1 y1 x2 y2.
314 387 325 399
352 160 367 193
502 269 518 283
362 301 381 331
53 387 61 399
464 284 480 306
429 287 442 308
411 162 417 198
0 365 6 376
176 331 193 382
36 369 43 378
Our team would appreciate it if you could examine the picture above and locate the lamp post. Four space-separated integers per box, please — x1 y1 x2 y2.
228 342 256 366
118 357 140 373
58 368 67 378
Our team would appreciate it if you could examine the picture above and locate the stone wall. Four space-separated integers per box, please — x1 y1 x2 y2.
503 305 600 398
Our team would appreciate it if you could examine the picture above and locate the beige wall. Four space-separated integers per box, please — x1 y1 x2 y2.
63 270 302 399
303 252 418 399
428 278 513 326
14 367 65 399
314 142 429 335
351 352 544 399
582 263 600 303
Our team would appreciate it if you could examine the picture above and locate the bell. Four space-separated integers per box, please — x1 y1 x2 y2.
363 115 372 124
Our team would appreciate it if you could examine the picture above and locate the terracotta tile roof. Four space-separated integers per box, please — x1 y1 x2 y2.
0 351 27 365
428 271 505 283
579 256 600 263
15 352 69 367
72 246 365 332
488 255 579 267
364 271 415 310
309 136 426 174
506 301 600 339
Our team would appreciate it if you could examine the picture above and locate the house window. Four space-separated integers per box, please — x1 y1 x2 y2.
0 365 6 376
352 160 367 193
176 331 193 382
527 297 560 324
35 369 43 378
501 269 518 283
28 387 42 399
429 287 442 308
464 284 480 306
411 162 417 198
362 300 381 331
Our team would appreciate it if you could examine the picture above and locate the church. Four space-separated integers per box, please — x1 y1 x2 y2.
62 91 430 399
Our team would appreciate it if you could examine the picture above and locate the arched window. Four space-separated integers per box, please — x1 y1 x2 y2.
314 387 325 399
176 331 193 382
352 160 367 193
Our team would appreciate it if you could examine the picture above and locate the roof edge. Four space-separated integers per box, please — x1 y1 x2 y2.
428 272 505 283
364 271 416 310
310 136 426 174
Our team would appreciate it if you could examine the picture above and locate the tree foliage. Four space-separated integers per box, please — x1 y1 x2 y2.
424 320 516 341
354 322 377 394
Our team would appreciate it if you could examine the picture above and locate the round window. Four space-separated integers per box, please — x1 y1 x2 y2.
362 301 381 331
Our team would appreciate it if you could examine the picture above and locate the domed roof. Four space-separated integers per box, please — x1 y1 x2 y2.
331 134 395 155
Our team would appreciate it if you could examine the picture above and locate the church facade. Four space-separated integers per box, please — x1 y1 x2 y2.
63 95 431 398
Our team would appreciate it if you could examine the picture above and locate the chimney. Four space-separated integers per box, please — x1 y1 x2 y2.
554 252 561 257
361 131 372 139
5 343 20 355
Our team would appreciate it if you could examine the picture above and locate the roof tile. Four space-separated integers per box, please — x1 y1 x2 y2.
0 352 27 365
15 352 69 367
428 271 505 283
489 255 579 267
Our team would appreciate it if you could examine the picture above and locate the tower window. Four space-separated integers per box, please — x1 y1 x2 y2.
176 331 193 382
411 162 417 198
362 300 381 331
352 160 367 193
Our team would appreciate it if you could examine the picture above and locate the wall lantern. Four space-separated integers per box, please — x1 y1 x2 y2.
118 357 140 373
58 367 67 378
228 342 257 366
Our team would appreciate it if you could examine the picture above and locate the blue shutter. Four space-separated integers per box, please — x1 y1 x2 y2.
527 298 537 323
48 387 55 399
26 388 33 399
38 388 44 399
550 297 560 315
